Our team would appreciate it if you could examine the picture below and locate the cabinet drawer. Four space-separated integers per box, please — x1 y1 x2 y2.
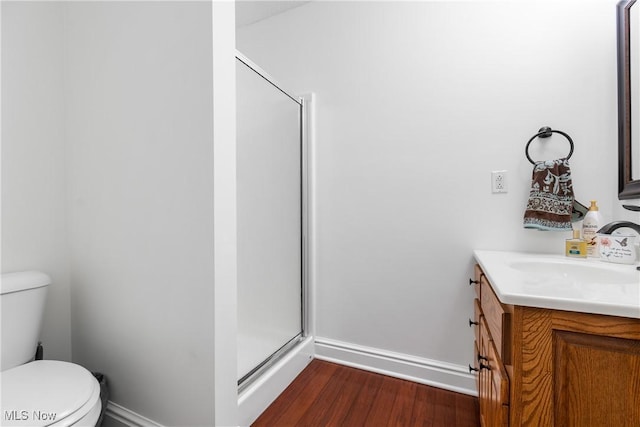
474 298 482 344
481 275 511 364
473 264 483 299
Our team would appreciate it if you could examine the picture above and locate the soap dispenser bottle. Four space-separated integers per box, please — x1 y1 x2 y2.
566 229 587 258
582 200 602 258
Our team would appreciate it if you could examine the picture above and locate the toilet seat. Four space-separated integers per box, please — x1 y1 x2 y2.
1 360 101 427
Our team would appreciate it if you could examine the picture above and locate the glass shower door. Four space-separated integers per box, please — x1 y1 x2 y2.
236 56 303 385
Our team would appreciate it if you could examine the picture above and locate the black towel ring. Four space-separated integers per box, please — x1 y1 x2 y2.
525 126 574 165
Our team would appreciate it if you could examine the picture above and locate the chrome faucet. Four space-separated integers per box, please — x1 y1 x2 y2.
598 204 640 234
597 221 640 235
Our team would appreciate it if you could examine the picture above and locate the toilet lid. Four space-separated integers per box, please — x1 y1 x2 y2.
0 360 99 426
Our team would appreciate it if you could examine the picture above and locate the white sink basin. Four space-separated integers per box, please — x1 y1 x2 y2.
509 259 637 286
474 250 640 319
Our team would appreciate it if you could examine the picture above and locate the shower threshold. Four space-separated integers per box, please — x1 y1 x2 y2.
238 333 304 393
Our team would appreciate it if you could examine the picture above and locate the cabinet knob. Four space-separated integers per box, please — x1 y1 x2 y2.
477 353 488 362
469 318 479 327
469 278 479 286
469 362 490 372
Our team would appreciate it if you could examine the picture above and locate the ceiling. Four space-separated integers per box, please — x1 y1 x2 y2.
235 1 311 28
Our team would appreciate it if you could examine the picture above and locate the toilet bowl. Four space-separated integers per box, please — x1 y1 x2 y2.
0 271 102 427
1 361 101 427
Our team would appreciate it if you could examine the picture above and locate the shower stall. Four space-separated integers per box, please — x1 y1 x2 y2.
235 52 313 424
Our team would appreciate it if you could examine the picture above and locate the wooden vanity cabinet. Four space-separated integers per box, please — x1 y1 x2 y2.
472 264 640 427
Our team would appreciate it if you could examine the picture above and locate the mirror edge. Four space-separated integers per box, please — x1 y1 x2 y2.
618 0 640 199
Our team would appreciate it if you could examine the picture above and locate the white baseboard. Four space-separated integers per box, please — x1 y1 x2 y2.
105 401 166 427
105 337 474 427
314 337 477 396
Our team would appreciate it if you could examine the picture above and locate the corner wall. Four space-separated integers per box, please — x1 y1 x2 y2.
64 2 216 425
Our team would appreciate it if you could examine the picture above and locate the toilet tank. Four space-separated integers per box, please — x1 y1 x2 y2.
1 271 50 371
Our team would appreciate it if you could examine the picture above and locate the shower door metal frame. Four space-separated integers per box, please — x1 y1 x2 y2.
236 51 310 391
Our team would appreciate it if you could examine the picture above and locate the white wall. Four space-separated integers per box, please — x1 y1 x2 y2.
64 2 216 425
237 0 623 379
1 2 72 362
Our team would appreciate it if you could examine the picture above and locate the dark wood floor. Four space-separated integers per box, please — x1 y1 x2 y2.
252 359 480 427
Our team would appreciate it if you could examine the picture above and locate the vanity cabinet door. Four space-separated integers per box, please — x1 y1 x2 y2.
554 330 640 427
478 317 510 427
478 318 490 427
486 335 509 427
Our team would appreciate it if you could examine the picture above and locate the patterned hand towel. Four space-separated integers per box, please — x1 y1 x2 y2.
523 158 574 231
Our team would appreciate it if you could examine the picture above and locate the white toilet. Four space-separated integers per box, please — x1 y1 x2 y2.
0 271 102 427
